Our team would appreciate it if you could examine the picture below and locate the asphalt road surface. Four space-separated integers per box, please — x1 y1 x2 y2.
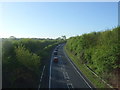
49 44 95 89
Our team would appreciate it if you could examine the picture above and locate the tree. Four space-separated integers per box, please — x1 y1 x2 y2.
9 36 16 39
15 45 40 73
62 35 66 40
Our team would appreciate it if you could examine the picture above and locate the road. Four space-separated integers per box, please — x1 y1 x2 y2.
49 44 95 89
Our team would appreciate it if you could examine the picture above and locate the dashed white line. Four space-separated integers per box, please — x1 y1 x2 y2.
61 67 62 70
63 64 65 68
65 72 70 80
67 80 70 82
67 83 73 88
63 48 92 89
38 65 45 89
63 72 70 80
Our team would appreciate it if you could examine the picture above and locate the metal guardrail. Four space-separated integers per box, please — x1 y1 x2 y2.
84 64 114 88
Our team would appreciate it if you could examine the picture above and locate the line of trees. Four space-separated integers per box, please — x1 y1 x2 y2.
2 38 63 88
65 27 120 88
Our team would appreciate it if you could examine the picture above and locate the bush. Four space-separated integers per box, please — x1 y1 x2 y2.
15 45 40 74
2 38 60 88
65 26 120 88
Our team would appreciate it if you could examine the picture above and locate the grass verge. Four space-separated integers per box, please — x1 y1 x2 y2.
64 46 112 89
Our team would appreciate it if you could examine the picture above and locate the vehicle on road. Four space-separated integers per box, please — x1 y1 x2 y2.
54 51 58 55
56 45 60 49
55 47 58 51
53 57 58 63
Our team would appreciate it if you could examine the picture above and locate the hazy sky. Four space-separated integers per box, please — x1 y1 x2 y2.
0 2 118 39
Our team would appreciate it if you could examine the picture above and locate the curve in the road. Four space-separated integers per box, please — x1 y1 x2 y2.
49 44 95 89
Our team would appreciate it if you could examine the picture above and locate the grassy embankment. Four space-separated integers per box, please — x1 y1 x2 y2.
65 27 120 89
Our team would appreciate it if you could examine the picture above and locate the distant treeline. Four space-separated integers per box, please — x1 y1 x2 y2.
65 27 120 88
2 38 63 88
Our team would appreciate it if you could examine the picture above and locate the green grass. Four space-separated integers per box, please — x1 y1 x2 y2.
64 46 111 89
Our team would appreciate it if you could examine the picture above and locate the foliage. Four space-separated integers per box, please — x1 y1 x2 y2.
2 38 60 88
65 27 120 88
15 45 40 74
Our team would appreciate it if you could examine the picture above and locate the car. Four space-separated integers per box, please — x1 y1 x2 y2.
53 57 58 63
54 51 57 55
56 45 59 49
55 49 58 51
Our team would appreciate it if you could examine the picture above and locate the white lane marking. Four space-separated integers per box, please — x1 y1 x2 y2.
61 67 62 70
63 49 92 89
65 72 70 80
49 49 54 88
63 64 65 68
49 47 57 88
67 80 70 82
38 65 45 89
63 72 70 80
67 83 73 88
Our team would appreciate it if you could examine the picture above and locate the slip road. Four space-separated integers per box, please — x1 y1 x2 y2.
49 44 95 89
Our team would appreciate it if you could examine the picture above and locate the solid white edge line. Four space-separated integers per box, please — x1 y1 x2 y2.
49 52 53 89
63 47 92 89
49 47 56 89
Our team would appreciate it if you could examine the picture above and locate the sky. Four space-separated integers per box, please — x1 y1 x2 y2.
0 2 118 39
